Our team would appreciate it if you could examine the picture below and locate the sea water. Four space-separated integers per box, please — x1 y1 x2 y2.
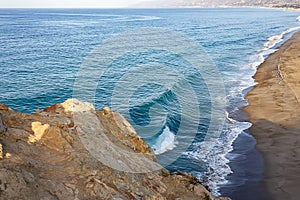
1 8 300 198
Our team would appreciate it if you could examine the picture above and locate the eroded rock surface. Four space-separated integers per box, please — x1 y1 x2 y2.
0 99 229 200
0 112 6 134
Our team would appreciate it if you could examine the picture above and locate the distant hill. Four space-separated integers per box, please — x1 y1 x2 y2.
132 0 300 8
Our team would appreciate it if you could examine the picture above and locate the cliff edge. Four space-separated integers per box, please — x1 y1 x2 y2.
0 99 229 200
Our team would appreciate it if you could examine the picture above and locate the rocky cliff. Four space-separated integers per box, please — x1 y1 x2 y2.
0 99 229 200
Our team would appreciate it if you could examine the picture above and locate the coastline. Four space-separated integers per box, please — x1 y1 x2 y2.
219 130 272 200
1 8 300 199
129 5 300 11
244 30 300 199
220 15 300 199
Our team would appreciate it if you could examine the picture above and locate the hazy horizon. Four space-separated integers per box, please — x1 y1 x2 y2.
0 0 151 8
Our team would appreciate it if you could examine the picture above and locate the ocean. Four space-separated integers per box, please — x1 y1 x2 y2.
1 8 300 199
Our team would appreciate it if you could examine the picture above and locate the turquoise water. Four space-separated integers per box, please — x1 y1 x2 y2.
1 8 300 197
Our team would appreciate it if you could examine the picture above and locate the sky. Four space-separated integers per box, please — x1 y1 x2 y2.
0 0 151 8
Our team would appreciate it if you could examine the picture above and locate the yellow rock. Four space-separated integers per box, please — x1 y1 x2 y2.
60 98 95 113
5 153 12 158
0 143 2 159
102 107 111 115
28 122 50 143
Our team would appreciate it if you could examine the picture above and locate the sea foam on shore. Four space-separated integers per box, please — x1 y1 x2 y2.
217 14 300 197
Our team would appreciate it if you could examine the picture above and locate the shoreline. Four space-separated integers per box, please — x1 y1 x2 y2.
220 105 272 200
244 30 300 199
220 18 300 199
220 130 272 200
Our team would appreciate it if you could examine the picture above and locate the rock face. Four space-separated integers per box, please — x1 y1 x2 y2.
0 113 6 134
0 99 229 200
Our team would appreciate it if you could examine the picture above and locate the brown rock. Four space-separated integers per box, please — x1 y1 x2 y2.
0 99 230 200
0 104 9 111
0 112 6 134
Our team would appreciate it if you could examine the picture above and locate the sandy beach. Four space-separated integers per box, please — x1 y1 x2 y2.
244 31 300 199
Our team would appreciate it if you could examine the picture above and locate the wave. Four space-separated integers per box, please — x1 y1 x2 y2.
121 15 161 22
263 24 300 50
37 12 161 21
100 14 300 196
127 88 179 155
225 111 236 123
152 126 176 155
183 113 252 196
194 15 300 196
249 54 265 69
41 14 160 26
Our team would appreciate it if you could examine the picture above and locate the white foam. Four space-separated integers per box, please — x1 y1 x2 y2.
252 16 300 73
202 15 300 196
263 26 300 50
200 23 300 191
225 111 236 123
152 126 176 155
183 121 252 196
249 54 265 69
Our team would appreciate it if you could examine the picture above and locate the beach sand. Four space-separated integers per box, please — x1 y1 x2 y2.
244 31 300 199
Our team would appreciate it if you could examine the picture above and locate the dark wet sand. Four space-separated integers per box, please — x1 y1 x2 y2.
220 106 272 200
244 31 300 200
220 130 272 200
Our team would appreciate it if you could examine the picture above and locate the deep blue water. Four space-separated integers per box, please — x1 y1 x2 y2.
1 8 300 198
